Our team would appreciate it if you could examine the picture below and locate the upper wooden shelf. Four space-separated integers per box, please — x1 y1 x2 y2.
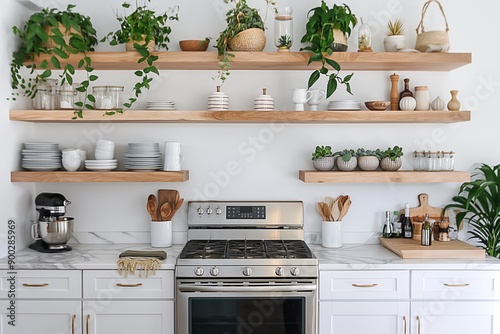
29 51 472 71
299 170 470 183
11 171 189 183
10 110 471 124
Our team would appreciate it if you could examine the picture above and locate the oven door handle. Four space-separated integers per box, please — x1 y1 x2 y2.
178 284 317 293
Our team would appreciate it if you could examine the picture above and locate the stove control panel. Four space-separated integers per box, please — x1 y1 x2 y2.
227 206 266 219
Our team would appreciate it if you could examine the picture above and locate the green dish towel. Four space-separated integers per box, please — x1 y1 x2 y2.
119 250 167 259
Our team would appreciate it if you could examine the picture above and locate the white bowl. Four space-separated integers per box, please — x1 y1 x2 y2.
95 151 114 160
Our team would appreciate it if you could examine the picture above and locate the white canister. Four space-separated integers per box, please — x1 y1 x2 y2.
150 221 172 247
322 220 343 248
399 96 417 111
414 86 430 111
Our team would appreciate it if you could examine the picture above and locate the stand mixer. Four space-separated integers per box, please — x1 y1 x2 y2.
30 192 75 252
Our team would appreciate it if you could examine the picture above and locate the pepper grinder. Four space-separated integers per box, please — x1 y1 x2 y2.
390 73 400 111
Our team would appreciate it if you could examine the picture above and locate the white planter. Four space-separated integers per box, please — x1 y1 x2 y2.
358 156 380 171
336 156 357 171
313 156 335 171
380 157 402 171
383 35 405 52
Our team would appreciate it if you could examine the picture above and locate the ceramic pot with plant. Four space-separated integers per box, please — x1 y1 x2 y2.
300 1 357 98
101 0 178 112
312 145 334 171
11 4 98 119
356 148 382 171
380 145 404 171
443 163 500 258
335 149 357 171
384 18 405 52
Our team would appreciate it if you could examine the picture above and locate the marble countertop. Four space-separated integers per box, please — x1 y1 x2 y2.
1 243 499 271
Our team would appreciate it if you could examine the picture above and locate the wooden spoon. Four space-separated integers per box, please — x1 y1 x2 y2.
339 198 352 221
331 198 341 221
317 202 328 221
325 196 336 212
147 194 158 221
160 202 173 221
321 202 334 221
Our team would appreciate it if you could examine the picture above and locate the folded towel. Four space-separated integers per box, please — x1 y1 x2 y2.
117 250 166 278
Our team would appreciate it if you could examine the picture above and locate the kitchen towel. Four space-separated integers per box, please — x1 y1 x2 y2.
117 250 166 278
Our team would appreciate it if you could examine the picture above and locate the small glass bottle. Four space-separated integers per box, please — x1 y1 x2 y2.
421 213 433 246
402 203 413 239
399 78 413 102
357 16 372 52
393 210 401 237
274 7 293 52
382 210 394 238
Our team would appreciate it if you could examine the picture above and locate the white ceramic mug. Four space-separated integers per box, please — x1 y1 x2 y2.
322 220 343 248
150 221 172 247
308 89 325 110
164 141 181 155
292 88 313 111
164 154 185 171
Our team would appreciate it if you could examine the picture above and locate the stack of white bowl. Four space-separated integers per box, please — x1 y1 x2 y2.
85 140 117 171
208 86 229 111
254 88 274 111
327 100 362 111
123 143 162 171
62 149 82 172
21 142 61 171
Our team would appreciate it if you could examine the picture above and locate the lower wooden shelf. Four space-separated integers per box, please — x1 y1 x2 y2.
11 170 189 183
299 170 470 183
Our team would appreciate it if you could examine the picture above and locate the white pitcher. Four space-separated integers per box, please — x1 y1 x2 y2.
292 88 313 111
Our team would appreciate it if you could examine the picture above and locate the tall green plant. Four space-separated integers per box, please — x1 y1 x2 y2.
443 163 500 258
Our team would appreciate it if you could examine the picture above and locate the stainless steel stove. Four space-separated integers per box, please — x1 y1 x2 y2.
175 201 318 334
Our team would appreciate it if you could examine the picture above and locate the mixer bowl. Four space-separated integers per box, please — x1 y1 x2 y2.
32 217 74 248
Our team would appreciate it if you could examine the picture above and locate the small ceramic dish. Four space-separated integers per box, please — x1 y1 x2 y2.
179 40 209 51
365 101 390 111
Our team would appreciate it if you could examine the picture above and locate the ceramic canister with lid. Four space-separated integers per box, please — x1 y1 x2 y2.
414 86 430 110
208 86 229 111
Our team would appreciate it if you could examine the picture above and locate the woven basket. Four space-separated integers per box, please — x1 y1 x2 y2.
228 28 266 52
126 36 156 53
415 0 450 52
43 23 78 49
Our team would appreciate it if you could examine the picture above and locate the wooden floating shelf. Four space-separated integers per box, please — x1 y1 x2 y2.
10 110 471 124
299 170 470 183
11 171 189 183
28 51 472 71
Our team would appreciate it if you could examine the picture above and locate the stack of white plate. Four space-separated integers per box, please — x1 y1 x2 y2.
21 143 62 171
84 159 118 171
327 100 362 111
123 143 162 171
146 100 176 110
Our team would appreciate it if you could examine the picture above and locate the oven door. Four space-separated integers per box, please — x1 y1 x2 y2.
176 279 317 334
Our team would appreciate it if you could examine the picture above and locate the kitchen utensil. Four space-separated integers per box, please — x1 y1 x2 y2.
317 202 328 221
147 194 158 221
331 198 341 221
324 196 335 212
174 198 184 212
160 202 173 221
402 193 448 223
339 198 351 220
321 202 333 221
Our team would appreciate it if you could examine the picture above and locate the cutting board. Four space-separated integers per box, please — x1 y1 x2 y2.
400 193 448 223
380 238 485 259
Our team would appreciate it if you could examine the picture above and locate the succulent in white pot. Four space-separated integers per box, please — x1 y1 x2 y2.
334 149 357 171
356 148 382 171
312 145 334 171
380 145 403 171
383 18 405 52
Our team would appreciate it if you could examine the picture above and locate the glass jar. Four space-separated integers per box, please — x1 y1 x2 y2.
426 151 437 171
435 151 443 171
93 86 124 110
413 151 427 171
442 151 455 171
58 83 77 110
274 7 293 52
357 16 372 52
32 79 58 110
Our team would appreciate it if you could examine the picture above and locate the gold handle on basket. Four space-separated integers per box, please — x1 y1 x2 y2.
443 283 470 287
71 314 76 334
86 314 90 334
417 315 421 334
22 283 49 287
416 0 449 34
403 315 407 334
116 282 143 288
352 283 378 288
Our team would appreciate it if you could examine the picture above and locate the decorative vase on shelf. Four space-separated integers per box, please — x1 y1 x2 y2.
431 96 445 111
399 96 417 111
336 156 357 171
447 90 461 111
414 86 430 110
358 156 379 171
380 157 402 171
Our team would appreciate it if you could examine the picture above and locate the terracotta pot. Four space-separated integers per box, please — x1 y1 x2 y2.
228 28 266 52
336 156 357 171
358 156 380 171
380 157 402 171
313 156 335 171
126 36 156 52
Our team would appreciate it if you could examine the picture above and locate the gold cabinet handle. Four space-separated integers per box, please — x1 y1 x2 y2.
116 282 143 288
417 315 421 334
71 314 76 334
403 315 407 334
22 283 49 287
352 283 378 288
443 283 470 287
86 314 90 334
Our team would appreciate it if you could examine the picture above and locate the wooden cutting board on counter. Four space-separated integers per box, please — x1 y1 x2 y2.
380 238 485 259
400 193 448 222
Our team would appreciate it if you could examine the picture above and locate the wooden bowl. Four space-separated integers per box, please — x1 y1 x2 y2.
365 101 390 111
179 40 209 52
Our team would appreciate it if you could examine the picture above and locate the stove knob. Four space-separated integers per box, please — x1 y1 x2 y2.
275 267 285 276
216 207 223 215
194 267 204 276
290 267 300 276
197 207 204 215
207 207 213 215
210 267 220 276
242 267 253 276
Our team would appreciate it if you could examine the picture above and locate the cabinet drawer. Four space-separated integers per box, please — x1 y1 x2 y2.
83 270 174 299
320 270 410 300
0 270 81 299
411 270 500 300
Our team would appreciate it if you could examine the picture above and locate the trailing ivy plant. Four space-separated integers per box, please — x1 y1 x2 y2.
300 1 357 98
101 0 178 114
10 4 99 119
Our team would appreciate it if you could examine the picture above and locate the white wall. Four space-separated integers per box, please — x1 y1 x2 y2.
3 0 500 247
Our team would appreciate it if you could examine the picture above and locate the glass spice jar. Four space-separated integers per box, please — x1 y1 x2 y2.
32 79 58 110
274 7 293 52
58 83 77 110
93 86 124 110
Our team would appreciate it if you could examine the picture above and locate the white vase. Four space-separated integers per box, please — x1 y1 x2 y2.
380 157 402 171
358 156 380 171
399 96 417 111
431 96 445 111
336 156 357 171
313 156 335 171
383 35 405 52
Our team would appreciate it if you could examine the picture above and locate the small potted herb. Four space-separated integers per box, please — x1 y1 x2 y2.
334 149 357 171
101 0 179 113
300 1 357 98
356 148 382 171
384 18 405 52
380 145 403 171
312 145 334 171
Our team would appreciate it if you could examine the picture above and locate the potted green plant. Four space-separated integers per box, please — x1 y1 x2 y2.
10 4 99 119
101 0 179 113
380 145 403 171
443 163 500 258
384 18 405 52
216 0 272 84
312 145 334 171
300 1 357 98
334 149 357 171
356 148 382 171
